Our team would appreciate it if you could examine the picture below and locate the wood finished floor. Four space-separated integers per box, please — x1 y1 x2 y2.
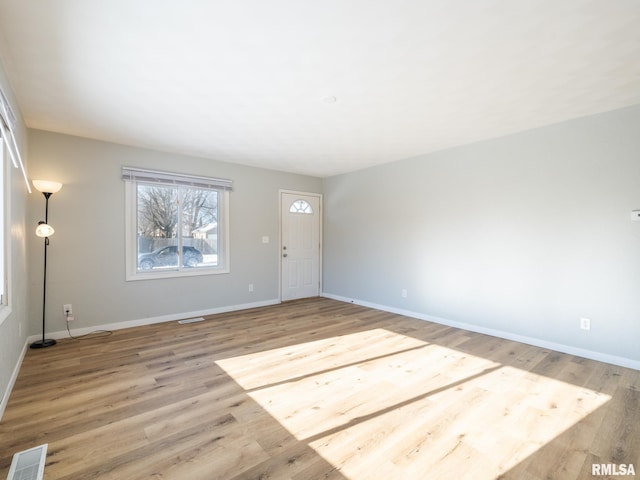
0 298 638 479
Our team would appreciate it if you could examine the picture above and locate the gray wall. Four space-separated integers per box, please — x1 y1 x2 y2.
0 59 30 413
323 105 640 365
27 130 322 333
4 95 640 416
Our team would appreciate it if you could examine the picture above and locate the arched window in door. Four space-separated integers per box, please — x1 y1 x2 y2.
289 199 313 214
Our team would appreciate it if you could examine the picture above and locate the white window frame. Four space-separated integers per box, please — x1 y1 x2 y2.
0 135 9 325
124 168 231 281
0 87 29 326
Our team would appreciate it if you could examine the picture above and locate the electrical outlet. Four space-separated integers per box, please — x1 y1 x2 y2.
580 318 591 331
249 283 254 292
63 304 73 316
401 289 408 298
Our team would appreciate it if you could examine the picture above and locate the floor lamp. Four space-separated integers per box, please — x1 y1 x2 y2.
30 179 63 349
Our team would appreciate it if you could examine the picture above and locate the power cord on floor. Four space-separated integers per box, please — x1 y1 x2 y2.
65 309 113 340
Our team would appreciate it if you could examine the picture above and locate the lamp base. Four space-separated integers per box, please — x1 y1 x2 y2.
30 338 57 349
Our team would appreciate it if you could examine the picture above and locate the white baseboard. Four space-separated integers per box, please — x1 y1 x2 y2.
322 292 640 371
28 298 281 343
0 338 29 421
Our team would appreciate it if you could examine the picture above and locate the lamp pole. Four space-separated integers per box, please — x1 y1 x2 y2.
39 194 54 347
31 180 62 349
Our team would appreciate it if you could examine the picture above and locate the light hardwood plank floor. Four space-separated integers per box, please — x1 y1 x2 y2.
0 298 638 479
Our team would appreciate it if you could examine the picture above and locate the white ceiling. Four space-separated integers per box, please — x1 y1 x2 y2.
0 1 639 178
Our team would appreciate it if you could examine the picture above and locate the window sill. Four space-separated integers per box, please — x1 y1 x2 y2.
126 266 230 282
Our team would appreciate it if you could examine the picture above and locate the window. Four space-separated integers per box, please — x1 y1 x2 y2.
123 167 231 280
0 136 5 307
289 199 313 214
0 86 31 324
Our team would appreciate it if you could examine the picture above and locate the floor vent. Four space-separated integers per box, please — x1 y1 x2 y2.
7 444 47 480
178 317 205 325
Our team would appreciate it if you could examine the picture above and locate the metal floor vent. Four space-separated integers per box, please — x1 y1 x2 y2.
178 317 205 325
7 444 47 480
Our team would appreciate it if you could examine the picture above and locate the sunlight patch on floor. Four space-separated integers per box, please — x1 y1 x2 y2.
216 328 611 479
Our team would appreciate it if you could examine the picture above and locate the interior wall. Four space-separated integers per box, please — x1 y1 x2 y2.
26 129 322 335
323 104 640 365
0 59 30 414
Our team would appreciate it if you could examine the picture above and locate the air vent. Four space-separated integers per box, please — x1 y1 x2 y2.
178 317 205 324
7 444 47 480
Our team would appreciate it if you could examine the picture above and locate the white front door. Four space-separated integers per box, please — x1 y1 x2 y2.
281 192 321 301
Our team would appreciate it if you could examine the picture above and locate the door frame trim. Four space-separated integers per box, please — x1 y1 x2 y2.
279 189 323 302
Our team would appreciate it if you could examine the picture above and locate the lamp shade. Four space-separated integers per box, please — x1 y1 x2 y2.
32 180 62 194
35 222 55 238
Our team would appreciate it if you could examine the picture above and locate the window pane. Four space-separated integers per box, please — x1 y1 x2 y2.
136 183 179 271
125 173 229 280
0 140 4 304
181 188 219 268
289 199 313 214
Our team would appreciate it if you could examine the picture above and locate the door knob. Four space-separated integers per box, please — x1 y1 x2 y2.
283 253 288 258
